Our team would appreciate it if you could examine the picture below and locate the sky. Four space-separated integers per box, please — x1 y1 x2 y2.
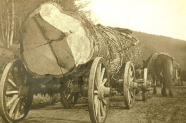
79 0 186 41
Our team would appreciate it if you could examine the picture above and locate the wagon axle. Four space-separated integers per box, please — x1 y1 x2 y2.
97 86 119 100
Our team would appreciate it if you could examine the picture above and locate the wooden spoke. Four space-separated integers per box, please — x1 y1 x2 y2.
102 78 107 85
102 99 108 105
129 67 131 73
9 98 19 118
97 100 100 119
7 79 17 89
19 114 24 119
130 89 134 97
66 94 71 99
94 95 98 116
67 95 73 101
129 68 133 78
130 77 134 83
100 101 105 117
6 95 18 108
128 90 131 104
18 100 25 115
100 68 105 83
14 100 21 119
97 64 102 86
130 72 133 78
129 67 134 86
6 91 19 96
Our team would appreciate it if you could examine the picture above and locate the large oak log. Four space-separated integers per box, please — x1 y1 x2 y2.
20 2 141 76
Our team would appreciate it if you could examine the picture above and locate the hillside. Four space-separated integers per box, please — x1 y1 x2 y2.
132 31 186 70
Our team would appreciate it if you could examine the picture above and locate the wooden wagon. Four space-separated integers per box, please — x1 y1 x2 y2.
0 2 148 123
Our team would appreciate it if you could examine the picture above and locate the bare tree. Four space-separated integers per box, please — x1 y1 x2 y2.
0 0 14 48
9 0 14 46
0 0 90 48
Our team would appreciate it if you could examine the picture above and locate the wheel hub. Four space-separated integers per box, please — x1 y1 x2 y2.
98 85 110 100
19 86 29 98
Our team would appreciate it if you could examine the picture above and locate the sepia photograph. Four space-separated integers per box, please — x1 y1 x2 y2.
0 0 185 122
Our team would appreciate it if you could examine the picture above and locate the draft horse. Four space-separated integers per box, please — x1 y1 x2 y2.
143 52 174 97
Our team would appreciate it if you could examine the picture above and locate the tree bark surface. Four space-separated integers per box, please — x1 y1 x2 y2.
20 2 141 76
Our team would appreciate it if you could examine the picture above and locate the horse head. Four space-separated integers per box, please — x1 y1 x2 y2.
143 53 155 68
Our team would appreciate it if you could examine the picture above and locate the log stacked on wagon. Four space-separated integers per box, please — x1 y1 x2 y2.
20 2 142 77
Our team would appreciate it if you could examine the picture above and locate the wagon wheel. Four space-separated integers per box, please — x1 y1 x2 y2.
60 81 79 109
88 57 110 123
142 68 148 101
0 60 33 123
123 61 135 109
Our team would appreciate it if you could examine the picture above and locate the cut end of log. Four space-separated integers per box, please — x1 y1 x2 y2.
21 2 94 76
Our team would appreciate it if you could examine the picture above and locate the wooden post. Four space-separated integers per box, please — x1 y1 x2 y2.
143 68 148 87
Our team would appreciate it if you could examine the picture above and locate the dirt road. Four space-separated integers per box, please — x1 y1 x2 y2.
1 86 186 123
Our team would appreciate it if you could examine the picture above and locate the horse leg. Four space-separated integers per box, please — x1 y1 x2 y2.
161 81 167 96
166 76 173 97
153 79 157 95
168 87 173 97
157 74 167 96
166 78 173 97
181 79 183 86
153 87 157 95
